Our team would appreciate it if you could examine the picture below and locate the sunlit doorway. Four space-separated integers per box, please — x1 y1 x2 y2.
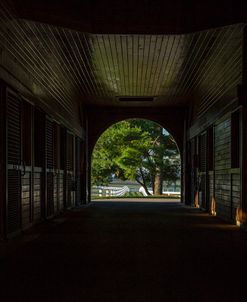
91 119 181 202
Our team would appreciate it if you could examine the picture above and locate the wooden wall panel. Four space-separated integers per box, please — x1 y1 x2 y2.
214 117 232 220
199 133 207 209
6 89 22 235
190 138 197 205
33 169 42 222
46 118 54 217
0 1 83 136
58 171 64 212
46 172 54 217
209 172 214 207
53 174 58 215
21 171 31 229
34 109 45 219
65 133 75 208
0 82 6 237
7 170 21 234
231 172 241 220
75 137 82 206
215 119 231 170
21 100 32 230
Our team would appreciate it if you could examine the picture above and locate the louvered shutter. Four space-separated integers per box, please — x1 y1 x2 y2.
21 100 33 229
46 117 54 217
199 133 207 209
34 108 45 221
75 137 81 206
66 133 73 208
6 90 21 234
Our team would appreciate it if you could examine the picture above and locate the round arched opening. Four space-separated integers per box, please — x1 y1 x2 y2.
91 118 181 201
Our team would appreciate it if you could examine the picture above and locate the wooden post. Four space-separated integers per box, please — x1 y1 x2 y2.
0 81 6 238
81 116 90 204
239 25 247 224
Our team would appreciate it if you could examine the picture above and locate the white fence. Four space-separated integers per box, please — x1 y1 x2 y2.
92 185 130 197
92 185 180 198
139 186 180 197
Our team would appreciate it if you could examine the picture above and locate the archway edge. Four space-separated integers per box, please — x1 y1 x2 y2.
87 106 187 156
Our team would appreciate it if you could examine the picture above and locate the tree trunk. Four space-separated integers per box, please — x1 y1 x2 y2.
153 125 164 195
136 167 151 195
154 169 163 195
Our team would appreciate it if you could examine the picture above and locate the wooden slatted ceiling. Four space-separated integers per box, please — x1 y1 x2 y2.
0 0 245 121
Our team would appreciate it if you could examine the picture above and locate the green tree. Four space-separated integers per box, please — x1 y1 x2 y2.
91 119 180 195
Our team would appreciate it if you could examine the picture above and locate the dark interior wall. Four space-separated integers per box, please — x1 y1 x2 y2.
188 26 244 138
185 25 245 222
187 99 242 223
214 115 240 221
0 1 83 137
0 81 86 237
0 51 83 138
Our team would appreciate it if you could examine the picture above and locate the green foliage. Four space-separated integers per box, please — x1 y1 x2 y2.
91 119 180 194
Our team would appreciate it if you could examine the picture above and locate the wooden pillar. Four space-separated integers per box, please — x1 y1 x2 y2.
239 25 247 224
0 81 6 238
81 116 90 204
183 112 191 205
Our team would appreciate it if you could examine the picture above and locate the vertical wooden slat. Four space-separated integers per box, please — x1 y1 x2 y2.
0 81 6 238
6 89 21 234
199 133 207 209
66 132 73 208
53 123 59 214
34 108 45 220
214 117 232 220
60 127 67 208
190 138 196 205
33 168 42 222
46 117 54 217
21 100 33 229
75 137 82 206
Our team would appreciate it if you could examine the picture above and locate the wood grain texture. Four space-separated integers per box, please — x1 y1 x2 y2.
0 0 245 123
214 117 241 222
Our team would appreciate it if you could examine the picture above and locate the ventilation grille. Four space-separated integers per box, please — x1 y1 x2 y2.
118 97 155 102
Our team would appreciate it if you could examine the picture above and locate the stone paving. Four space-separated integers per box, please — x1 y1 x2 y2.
1 200 247 301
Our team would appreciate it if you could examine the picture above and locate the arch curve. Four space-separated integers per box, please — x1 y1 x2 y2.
87 106 187 156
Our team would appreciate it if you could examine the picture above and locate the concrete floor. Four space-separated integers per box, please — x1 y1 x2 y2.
1 200 247 302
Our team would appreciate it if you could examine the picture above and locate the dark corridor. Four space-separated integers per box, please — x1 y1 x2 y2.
1 200 247 302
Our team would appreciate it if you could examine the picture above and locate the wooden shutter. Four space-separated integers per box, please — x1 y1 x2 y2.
21 100 33 229
53 123 60 214
60 127 66 209
199 133 207 209
75 137 82 206
6 89 21 234
0 82 6 238
190 138 196 205
66 132 73 208
46 117 54 217
231 110 240 168
34 108 45 221
199 133 207 173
